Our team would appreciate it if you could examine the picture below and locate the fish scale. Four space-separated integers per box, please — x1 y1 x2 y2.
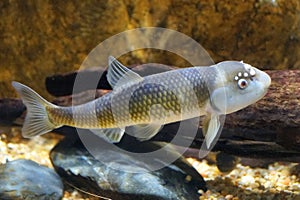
47 67 217 129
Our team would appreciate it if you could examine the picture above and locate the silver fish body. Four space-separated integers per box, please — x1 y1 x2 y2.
49 67 215 128
12 57 271 152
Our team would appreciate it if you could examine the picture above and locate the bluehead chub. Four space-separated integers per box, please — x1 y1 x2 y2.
12 56 271 151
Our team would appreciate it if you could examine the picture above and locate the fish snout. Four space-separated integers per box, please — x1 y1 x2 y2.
257 69 271 89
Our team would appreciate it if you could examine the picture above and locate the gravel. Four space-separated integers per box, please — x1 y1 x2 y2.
187 158 300 200
0 128 299 200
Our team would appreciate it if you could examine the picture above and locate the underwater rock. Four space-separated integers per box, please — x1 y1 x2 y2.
216 152 239 173
50 135 206 200
0 159 63 200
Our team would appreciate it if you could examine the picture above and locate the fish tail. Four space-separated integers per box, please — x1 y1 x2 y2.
12 81 59 138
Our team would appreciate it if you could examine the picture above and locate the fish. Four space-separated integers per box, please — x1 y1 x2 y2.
12 56 271 153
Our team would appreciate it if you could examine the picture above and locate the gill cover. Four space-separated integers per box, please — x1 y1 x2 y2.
199 63 227 158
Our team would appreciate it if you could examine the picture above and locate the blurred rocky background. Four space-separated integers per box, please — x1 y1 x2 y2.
1 0 300 98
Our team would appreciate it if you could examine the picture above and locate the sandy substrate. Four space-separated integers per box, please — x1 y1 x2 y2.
0 128 299 200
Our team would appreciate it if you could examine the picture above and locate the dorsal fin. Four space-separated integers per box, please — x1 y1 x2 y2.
107 56 143 89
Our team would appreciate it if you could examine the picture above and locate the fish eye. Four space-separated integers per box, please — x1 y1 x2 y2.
238 79 248 89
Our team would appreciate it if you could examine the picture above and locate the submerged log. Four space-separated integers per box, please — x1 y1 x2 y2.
0 98 25 125
45 64 174 96
46 66 300 161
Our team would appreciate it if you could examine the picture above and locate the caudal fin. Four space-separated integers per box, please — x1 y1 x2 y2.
12 81 58 138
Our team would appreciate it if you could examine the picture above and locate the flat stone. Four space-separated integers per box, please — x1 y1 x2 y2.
0 159 63 200
50 135 206 200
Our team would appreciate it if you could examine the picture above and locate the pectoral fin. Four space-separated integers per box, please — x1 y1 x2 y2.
202 114 220 148
126 123 163 141
90 128 125 143
199 114 225 158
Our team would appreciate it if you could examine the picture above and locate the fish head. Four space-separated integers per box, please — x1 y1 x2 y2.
210 61 271 114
